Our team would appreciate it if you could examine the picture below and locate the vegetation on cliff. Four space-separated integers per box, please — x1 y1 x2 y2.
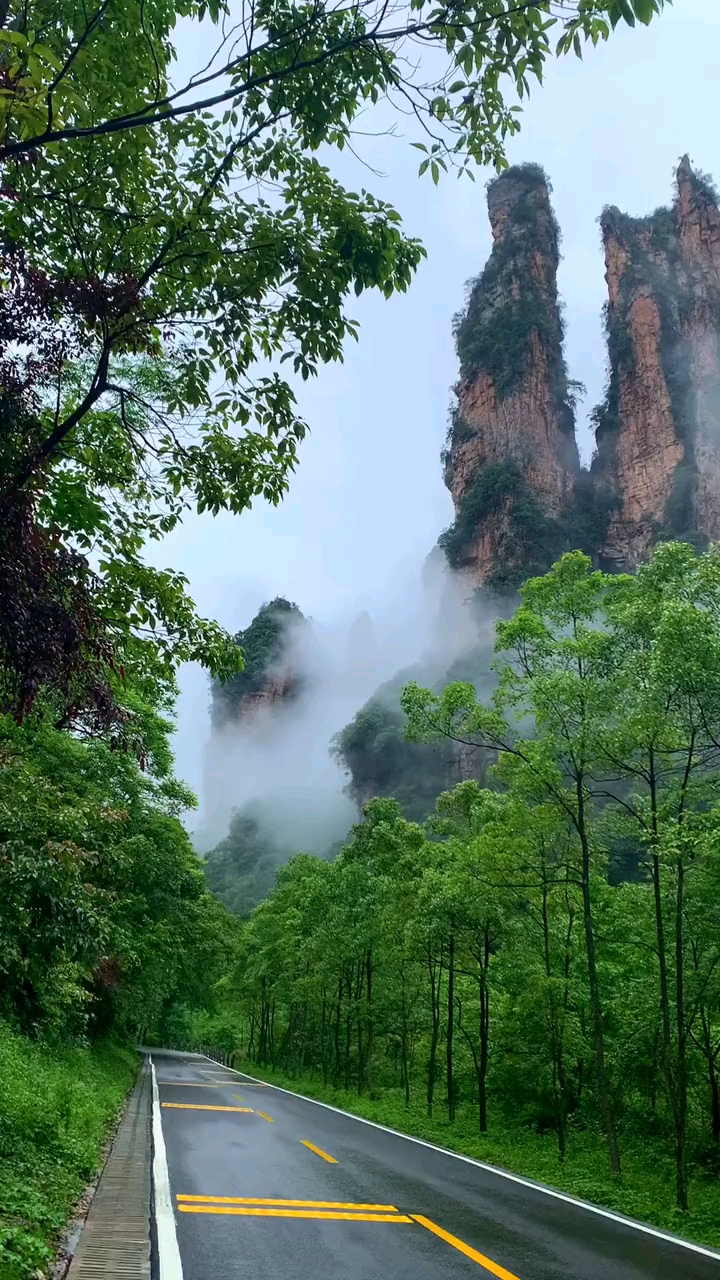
443 157 720 587
203 805 290 919
439 458 565 588
331 635 503 823
331 697 457 823
211 599 304 728
594 200 700 546
453 164 574 421
593 159 720 564
440 458 616 592
441 164 586 585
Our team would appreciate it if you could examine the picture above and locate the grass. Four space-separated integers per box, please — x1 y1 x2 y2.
0 1023 138 1280
233 1062 720 1253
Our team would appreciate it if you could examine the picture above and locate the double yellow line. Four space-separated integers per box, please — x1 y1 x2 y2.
161 1103 253 1112
175 1195 520 1277
177 1196 411 1224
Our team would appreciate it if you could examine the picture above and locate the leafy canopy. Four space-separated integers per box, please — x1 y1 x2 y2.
0 0 665 724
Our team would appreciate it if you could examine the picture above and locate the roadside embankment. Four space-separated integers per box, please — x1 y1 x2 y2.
0 1024 137 1280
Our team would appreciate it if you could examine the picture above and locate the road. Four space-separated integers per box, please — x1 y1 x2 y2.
149 1050 720 1280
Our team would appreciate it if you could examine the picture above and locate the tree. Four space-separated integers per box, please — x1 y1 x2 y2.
402 552 624 1174
0 1 665 165
589 542 720 1209
203 804 289 918
0 703 238 1040
0 0 665 724
402 544 720 1205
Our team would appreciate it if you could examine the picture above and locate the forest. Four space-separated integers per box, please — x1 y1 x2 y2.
189 546 720 1243
0 0 687 1275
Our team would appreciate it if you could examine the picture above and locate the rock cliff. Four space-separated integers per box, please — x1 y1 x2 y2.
211 158 720 839
593 157 720 568
441 163 582 590
441 157 720 584
211 597 306 728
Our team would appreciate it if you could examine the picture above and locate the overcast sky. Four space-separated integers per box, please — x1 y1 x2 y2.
158 0 720 800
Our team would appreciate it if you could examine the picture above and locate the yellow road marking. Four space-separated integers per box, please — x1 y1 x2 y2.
256 1111 273 1122
157 1082 220 1087
232 1093 244 1102
177 1206 412 1222
177 1197 400 1210
411 1216 521 1279
161 1103 254 1112
300 1140 337 1163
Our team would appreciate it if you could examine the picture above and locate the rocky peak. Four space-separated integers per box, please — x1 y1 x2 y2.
675 155 720 270
593 157 720 568
211 597 306 728
440 164 581 591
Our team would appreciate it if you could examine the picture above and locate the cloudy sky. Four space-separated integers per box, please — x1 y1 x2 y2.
158 0 720 800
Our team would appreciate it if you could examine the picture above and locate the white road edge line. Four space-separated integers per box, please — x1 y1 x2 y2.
150 1057 184 1280
200 1054 720 1263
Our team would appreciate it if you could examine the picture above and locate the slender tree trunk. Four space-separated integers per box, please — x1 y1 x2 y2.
320 996 328 1084
258 978 268 1065
365 948 374 1095
479 931 490 1134
542 868 566 1159
674 857 688 1211
299 1000 308 1074
649 758 677 1150
357 1020 364 1094
649 745 690 1212
400 971 411 1107
576 782 621 1174
402 1030 411 1107
446 933 455 1121
426 949 442 1118
710 1055 720 1143
355 958 365 1094
333 975 342 1086
344 968 352 1090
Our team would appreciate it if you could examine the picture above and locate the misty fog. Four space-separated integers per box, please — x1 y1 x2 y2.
189 550 484 857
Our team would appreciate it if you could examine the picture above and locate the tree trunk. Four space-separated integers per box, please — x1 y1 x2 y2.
426 949 442 1118
258 978 268 1065
344 968 352 1090
446 933 455 1121
333 975 342 1086
674 857 688 1212
479 931 490 1134
320 995 328 1084
542 868 566 1159
365 948 374 1095
402 1032 411 1107
576 782 621 1174
355 958 365 1094
400 972 411 1108
710 1055 720 1143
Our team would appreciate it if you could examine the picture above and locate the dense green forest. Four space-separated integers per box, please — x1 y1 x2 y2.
188 546 720 1243
0 0 670 1273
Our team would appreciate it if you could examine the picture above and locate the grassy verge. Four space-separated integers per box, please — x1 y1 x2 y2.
0 1023 138 1280
234 1062 720 1252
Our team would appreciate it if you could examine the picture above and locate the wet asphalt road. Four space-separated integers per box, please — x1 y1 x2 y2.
150 1050 720 1280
